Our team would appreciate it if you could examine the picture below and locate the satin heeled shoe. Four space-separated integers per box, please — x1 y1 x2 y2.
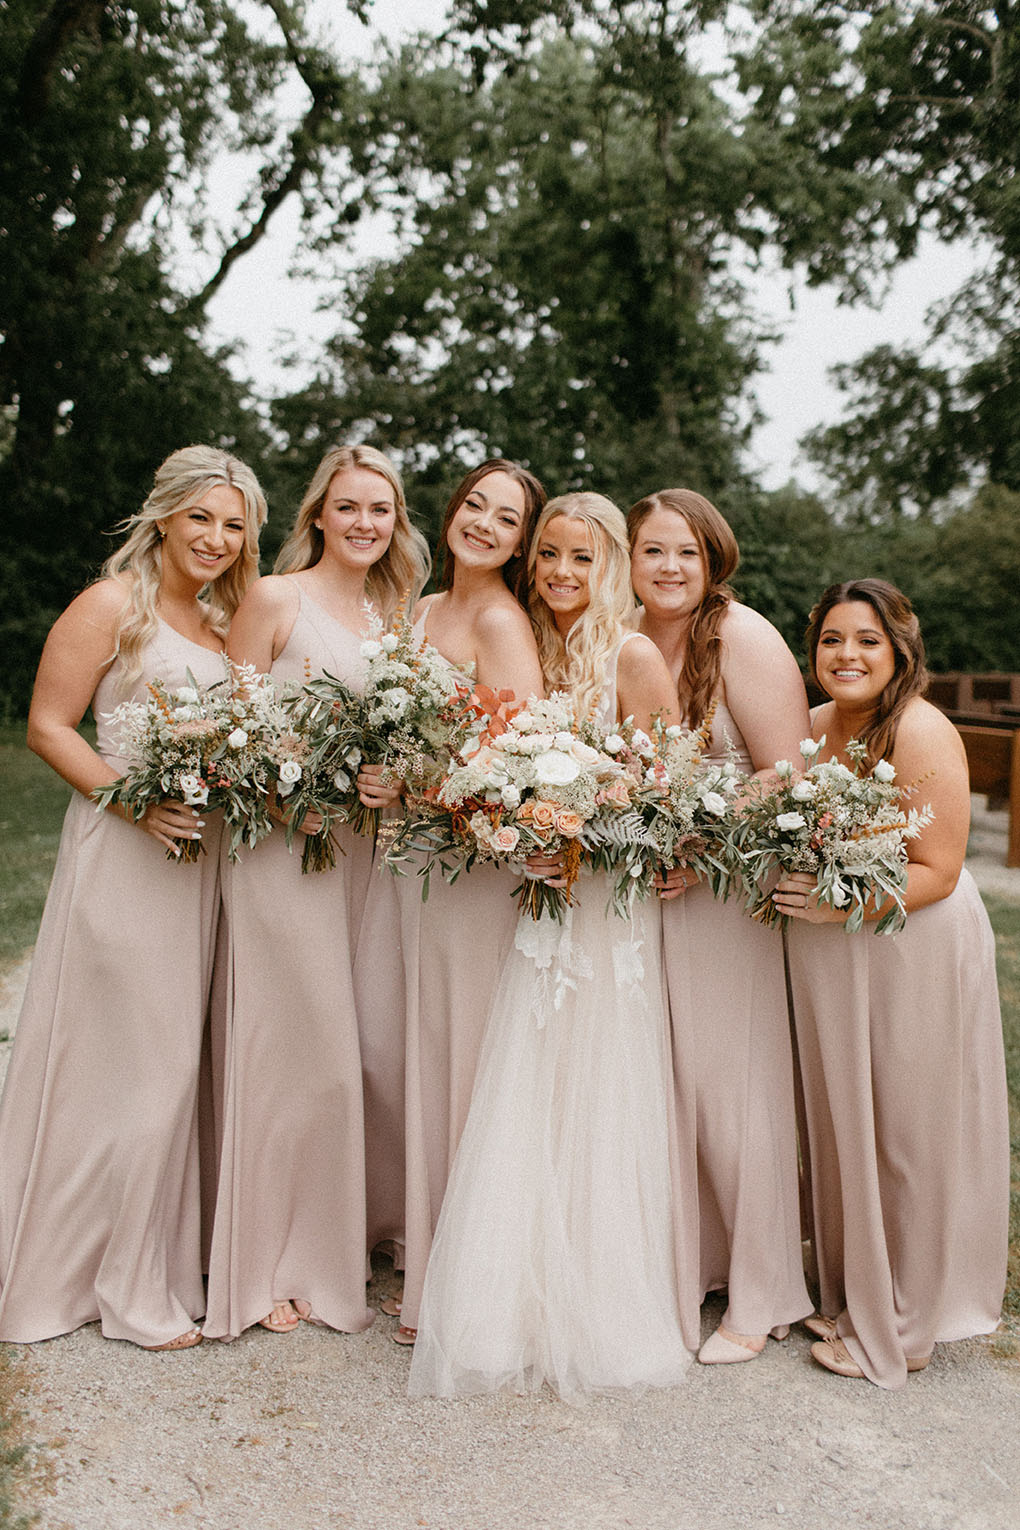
697 1323 790 1364
811 1335 930 1379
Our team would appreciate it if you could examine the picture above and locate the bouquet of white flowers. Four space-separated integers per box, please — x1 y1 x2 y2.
93 663 287 861
386 693 642 921
733 737 933 933
587 714 746 916
296 606 475 843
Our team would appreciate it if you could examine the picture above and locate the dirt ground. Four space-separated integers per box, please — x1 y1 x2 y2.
0 800 1017 1529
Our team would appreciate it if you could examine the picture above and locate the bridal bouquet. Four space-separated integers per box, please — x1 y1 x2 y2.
386 693 640 921
588 715 746 915
93 663 287 861
294 607 474 844
733 737 933 933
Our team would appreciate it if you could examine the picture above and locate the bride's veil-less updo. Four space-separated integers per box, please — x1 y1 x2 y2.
528 491 634 722
273 444 430 618
626 488 739 731
806 578 929 767
102 444 267 692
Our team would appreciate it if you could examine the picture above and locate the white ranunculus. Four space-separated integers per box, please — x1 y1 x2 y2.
226 728 249 749
774 759 793 779
790 779 817 801
799 737 822 758
534 749 581 786
173 687 200 705
381 633 400 653
553 731 575 751
701 791 728 817
360 639 383 660
604 733 625 754
873 759 896 783
665 724 684 740
279 760 302 785
775 811 807 831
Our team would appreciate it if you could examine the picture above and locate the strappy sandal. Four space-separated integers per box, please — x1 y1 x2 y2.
392 1325 417 1346
143 1328 203 1351
380 1297 402 1317
259 1302 299 1333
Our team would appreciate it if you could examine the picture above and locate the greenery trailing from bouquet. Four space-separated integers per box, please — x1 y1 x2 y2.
733 737 933 934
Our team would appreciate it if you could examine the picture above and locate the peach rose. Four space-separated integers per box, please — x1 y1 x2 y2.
555 810 584 838
530 801 556 830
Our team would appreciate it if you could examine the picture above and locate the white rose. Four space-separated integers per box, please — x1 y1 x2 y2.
226 728 249 749
799 737 822 759
700 791 728 817
173 687 200 705
774 760 793 779
553 731 575 751
178 773 208 806
604 733 625 753
775 811 806 831
534 749 581 786
500 783 521 808
873 759 896 783
380 633 400 653
665 725 684 740
790 779 817 801
278 760 302 785
360 639 383 660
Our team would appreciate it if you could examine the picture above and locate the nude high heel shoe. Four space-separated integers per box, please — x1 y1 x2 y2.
697 1324 790 1364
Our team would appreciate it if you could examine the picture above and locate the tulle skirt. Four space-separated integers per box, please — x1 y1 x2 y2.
409 882 693 1401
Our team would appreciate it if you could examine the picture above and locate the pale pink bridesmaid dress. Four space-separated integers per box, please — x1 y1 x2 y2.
203 589 375 1338
0 624 226 1346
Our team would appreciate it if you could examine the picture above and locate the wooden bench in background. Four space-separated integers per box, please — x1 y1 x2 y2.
956 725 1020 868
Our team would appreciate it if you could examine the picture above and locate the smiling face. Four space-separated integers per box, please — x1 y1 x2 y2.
315 467 397 571
445 469 528 573
533 514 595 630
814 600 897 707
628 506 707 622
160 483 247 589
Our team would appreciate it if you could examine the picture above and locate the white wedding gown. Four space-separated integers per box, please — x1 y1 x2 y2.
409 639 692 1400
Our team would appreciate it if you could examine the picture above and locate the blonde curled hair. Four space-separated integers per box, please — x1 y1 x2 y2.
273 444 430 618
101 445 267 692
528 492 634 722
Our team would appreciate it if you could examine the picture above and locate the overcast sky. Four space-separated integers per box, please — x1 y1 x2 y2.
203 0 982 492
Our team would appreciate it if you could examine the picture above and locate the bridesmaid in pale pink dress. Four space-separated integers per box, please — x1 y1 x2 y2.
363 459 546 1345
203 444 429 1340
0 446 266 1350
774 579 1009 1386
628 488 813 1362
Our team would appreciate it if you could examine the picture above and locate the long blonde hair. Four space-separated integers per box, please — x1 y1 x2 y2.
528 492 634 722
274 444 430 617
101 445 267 692
627 488 739 729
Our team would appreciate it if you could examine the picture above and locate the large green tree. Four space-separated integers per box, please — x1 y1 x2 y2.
739 0 1020 516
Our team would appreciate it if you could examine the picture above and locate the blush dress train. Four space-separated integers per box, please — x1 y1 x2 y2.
0 624 226 1346
409 637 693 1399
661 702 810 1341
203 589 374 1339
786 870 1009 1387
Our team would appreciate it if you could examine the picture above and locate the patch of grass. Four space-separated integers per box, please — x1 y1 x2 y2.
0 1348 44 1528
0 724 77 975
984 895 1020 1335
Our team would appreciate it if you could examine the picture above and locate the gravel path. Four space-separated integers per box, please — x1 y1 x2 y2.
1 802 1018 1530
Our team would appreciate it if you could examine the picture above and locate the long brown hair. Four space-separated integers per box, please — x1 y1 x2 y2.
438 458 546 603
627 488 739 729
806 579 929 766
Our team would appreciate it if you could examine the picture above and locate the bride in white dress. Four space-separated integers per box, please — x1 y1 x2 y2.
409 492 694 1400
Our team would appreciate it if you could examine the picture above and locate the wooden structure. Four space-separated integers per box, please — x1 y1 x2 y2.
926 675 1020 868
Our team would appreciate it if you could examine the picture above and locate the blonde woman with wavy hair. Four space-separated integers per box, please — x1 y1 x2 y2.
0 445 266 1352
627 485 812 1366
409 490 696 1400
203 443 429 1342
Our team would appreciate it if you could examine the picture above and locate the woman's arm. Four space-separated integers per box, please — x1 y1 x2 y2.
616 634 678 733
226 576 300 673
26 580 202 853
473 603 545 700
718 604 811 777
